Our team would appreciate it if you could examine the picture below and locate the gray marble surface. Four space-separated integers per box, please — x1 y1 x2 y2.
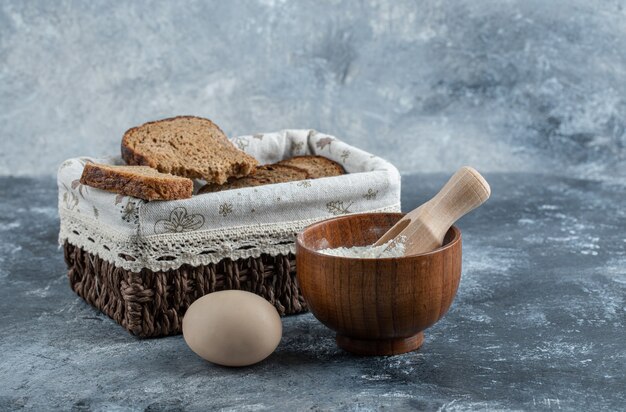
0 174 624 411
1 0 625 180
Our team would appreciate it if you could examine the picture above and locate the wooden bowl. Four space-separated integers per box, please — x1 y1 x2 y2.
296 213 462 356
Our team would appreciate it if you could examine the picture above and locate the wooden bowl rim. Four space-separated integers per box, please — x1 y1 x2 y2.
296 212 461 261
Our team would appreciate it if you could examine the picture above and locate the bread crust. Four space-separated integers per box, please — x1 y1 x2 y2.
80 163 193 201
121 143 155 168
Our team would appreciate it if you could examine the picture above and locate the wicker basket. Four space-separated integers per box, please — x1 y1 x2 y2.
64 241 304 337
58 129 401 338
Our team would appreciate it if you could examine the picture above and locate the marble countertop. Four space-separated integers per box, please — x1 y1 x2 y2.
0 174 624 411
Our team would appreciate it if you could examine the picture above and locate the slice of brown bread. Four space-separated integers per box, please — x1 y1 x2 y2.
121 116 258 184
80 163 193 201
198 156 345 194
198 164 308 194
277 155 344 178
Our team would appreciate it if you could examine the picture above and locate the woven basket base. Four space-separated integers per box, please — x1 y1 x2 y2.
63 241 307 338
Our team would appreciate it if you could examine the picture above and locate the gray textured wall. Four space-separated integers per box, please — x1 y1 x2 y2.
1 0 625 180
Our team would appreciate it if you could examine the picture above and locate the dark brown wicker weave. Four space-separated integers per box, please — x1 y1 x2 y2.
63 241 307 338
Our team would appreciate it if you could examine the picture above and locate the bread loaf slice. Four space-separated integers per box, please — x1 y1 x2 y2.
198 164 307 194
278 156 344 178
122 116 258 184
198 155 345 194
80 163 193 201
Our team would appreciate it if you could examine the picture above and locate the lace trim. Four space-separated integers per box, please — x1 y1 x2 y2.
59 204 401 272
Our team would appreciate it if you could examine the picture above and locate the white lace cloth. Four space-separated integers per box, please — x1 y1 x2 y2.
57 129 401 272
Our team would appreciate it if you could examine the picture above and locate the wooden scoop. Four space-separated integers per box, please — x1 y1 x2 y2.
374 166 491 256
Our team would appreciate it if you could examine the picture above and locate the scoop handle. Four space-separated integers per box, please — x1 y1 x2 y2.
423 166 491 235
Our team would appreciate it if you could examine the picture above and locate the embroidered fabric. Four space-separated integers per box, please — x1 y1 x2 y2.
59 204 401 272
57 129 402 272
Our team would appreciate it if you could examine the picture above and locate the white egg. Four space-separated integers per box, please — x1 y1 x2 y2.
182 290 282 367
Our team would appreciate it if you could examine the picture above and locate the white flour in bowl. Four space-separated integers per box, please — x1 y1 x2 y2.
317 237 406 258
